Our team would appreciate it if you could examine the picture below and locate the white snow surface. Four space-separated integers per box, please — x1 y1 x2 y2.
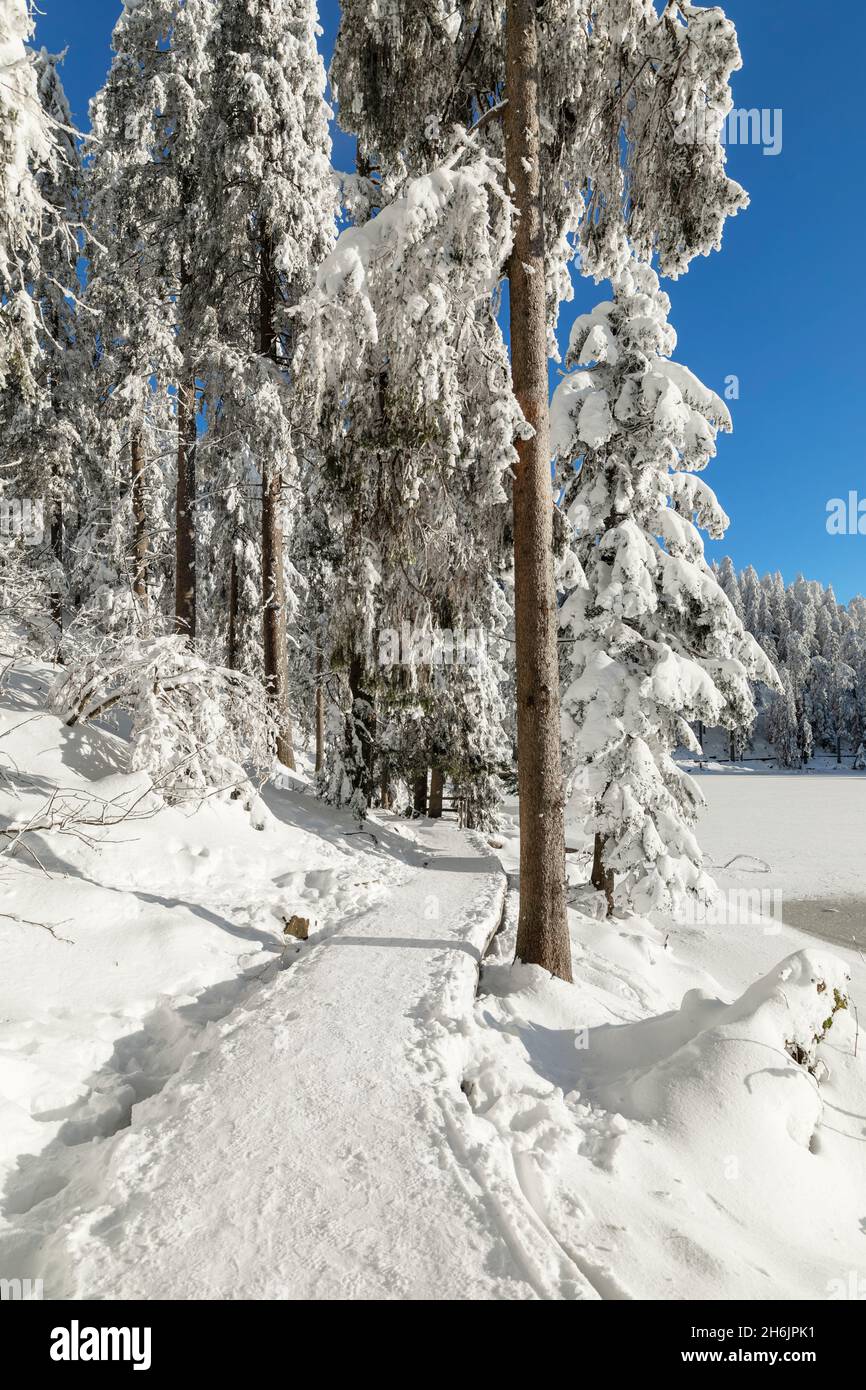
1 660 864 1300
7 823 515 1300
483 783 866 1299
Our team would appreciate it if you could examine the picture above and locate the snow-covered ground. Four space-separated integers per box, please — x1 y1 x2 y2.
1 659 864 1300
480 778 865 1299
0 657 527 1298
0 659 399 1183
3 819 512 1300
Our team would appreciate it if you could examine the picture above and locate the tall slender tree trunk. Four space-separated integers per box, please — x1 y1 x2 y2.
227 546 239 670
504 0 571 983
315 648 325 774
47 303 64 634
591 831 615 918
260 230 295 770
429 766 444 818
347 651 375 801
49 497 63 631
379 761 393 810
175 377 197 639
413 770 428 818
131 429 148 621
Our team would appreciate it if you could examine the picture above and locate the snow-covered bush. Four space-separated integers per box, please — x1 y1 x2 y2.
50 634 276 805
783 972 850 1076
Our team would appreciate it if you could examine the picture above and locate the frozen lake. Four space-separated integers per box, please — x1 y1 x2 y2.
696 769 866 952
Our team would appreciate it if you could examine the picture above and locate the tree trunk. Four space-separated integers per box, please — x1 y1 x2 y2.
260 230 295 769
347 652 375 802
504 0 571 983
131 429 148 620
379 761 393 810
591 831 615 918
413 770 428 818
47 300 64 634
49 498 63 630
837 734 842 766
227 546 239 670
175 378 197 639
315 648 325 774
428 765 444 818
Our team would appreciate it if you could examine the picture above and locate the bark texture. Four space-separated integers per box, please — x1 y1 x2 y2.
260 230 295 769
591 831 615 918
428 766 444 819
131 429 148 617
347 652 376 801
315 649 325 774
49 498 63 631
412 770 428 818
504 0 571 982
175 378 197 639
227 547 239 671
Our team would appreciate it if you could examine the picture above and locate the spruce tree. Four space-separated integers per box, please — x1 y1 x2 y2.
330 0 749 977
0 0 55 393
0 45 86 629
199 0 336 769
555 261 778 916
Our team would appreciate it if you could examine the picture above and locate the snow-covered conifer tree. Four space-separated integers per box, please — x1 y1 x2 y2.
86 2 189 636
332 2 748 320
199 0 336 769
331 0 749 976
767 672 800 769
0 40 93 644
88 0 215 641
297 146 519 819
6 49 91 628
0 0 55 393
555 261 778 915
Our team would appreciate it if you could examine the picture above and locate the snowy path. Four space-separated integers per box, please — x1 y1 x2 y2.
3 820 586 1301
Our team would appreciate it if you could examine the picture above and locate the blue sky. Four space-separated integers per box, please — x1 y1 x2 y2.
33 1 866 602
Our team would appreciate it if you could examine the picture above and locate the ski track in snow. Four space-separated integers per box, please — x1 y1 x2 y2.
0 818 601 1301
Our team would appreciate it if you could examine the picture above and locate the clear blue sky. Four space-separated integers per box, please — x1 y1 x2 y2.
33 1 866 603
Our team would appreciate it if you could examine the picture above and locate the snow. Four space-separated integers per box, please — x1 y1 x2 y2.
474 780 866 1299
692 767 866 904
20 827 513 1301
0 657 403 1223
2 657 865 1301
0 654 528 1298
